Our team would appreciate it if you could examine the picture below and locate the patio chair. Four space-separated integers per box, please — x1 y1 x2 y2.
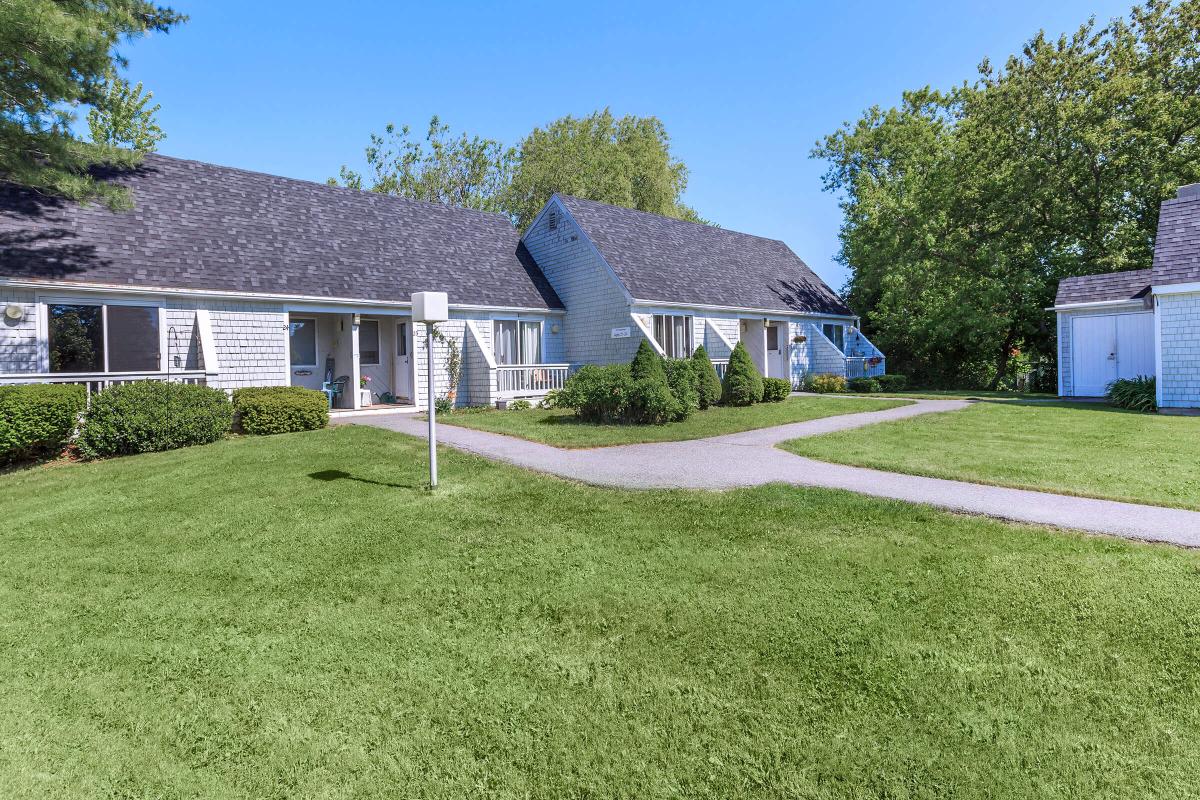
320 357 349 408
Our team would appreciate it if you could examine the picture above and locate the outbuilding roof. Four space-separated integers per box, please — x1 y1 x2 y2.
1055 269 1153 307
1152 184 1200 287
556 195 853 316
0 154 562 309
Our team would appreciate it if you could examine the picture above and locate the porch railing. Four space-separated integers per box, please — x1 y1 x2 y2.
845 357 885 380
0 370 210 403
711 359 730 380
495 364 570 398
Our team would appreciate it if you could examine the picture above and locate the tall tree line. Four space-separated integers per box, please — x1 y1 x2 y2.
333 108 703 231
814 0 1200 388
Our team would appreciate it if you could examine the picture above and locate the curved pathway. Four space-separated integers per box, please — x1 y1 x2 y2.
347 399 1200 548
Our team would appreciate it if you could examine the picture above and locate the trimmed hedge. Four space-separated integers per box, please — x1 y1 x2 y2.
0 383 86 462
848 377 883 393
664 359 699 420
558 346 697 425
803 373 848 394
78 381 232 458
690 345 722 410
762 377 791 403
721 341 764 406
233 386 329 435
876 374 907 392
559 364 632 423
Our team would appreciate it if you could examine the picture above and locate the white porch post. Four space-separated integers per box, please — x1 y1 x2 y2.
350 314 362 410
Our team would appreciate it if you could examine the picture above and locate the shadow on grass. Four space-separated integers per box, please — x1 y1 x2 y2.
308 469 420 489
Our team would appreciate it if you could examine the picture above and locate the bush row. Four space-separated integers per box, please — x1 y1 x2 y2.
0 381 329 462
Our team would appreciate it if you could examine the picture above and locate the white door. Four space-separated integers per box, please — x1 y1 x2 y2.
1071 315 1117 396
1116 313 1154 380
394 321 413 401
765 323 788 379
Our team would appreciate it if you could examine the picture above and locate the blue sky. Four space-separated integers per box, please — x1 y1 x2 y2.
109 0 1133 291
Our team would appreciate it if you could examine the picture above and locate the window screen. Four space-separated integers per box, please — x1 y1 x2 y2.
289 318 317 366
359 320 380 365
48 304 104 372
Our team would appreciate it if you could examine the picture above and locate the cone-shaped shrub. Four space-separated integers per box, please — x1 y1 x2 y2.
630 338 668 383
663 358 698 420
690 345 722 409
721 341 763 406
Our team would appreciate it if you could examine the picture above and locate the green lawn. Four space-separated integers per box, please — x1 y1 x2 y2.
783 400 1200 509
2 426 1200 797
436 395 908 447
875 389 1058 401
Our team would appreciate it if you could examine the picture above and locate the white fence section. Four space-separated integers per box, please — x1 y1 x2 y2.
495 364 570 399
0 370 210 403
845 358 886 380
711 359 730 380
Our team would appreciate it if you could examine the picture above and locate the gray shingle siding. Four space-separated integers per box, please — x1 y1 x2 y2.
1159 291 1200 408
522 201 642 366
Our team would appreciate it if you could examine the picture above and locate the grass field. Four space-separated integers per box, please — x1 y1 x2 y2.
1 425 1199 797
783 400 1200 509
873 389 1059 401
436 395 907 447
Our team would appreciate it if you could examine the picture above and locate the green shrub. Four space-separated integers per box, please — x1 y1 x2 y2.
876 374 908 392
630 339 667 383
508 399 532 411
664 358 699 420
558 364 632 423
848 378 882 393
690 345 722 409
1107 376 1156 412
762 377 791 402
433 396 455 414
233 386 328 435
0 383 86 462
78 381 232 458
803 373 848 394
624 378 681 424
721 341 764 406
538 390 560 410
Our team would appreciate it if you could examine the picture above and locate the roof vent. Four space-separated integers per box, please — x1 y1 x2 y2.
548 210 558 231
1178 183 1200 199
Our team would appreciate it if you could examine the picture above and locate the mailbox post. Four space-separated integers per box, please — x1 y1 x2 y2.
411 292 449 488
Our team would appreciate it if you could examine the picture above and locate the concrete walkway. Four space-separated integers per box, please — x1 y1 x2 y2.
345 400 1200 548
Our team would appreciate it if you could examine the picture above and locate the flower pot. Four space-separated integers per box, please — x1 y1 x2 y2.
359 387 372 406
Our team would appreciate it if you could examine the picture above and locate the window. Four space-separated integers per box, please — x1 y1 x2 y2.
397 322 408 357
289 318 317 366
822 323 845 352
653 314 692 358
48 302 160 373
359 320 380 365
766 324 780 351
493 319 543 364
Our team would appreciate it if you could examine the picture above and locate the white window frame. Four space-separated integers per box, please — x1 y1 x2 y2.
359 318 381 366
492 316 544 365
288 316 318 368
39 295 167 374
653 314 693 358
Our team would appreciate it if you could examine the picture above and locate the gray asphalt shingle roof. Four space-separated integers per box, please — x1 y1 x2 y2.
1055 269 1152 306
1152 184 1200 287
0 154 562 309
556 195 853 316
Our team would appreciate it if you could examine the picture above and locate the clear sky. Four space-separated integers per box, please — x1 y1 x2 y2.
109 0 1135 291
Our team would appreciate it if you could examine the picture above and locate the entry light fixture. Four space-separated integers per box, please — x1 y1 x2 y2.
4 304 23 322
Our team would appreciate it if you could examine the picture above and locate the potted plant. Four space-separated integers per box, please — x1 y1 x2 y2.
792 334 807 344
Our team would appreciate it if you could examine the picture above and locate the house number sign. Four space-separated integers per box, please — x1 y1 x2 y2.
611 327 631 338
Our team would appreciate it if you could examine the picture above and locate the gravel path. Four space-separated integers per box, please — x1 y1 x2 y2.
345 399 1200 548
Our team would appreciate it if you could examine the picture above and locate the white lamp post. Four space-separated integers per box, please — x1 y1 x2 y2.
411 291 449 488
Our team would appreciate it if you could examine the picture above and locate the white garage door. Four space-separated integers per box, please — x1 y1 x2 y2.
1070 312 1155 396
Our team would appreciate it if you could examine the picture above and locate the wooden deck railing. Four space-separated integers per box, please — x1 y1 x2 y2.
495 364 570 398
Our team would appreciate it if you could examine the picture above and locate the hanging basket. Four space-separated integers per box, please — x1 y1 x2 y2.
792 334 807 344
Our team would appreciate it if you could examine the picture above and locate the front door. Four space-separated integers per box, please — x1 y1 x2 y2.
766 323 787 379
394 321 413 401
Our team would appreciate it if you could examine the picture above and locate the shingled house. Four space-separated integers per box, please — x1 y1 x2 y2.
0 154 879 410
1054 183 1200 409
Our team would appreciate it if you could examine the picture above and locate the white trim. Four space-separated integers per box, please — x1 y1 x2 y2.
0 277 564 315
632 298 856 320
705 318 737 352
465 319 498 369
1057 313 1066 397
630 313 666 356
1051 299 1149 312
35 302 49 372
1152 281 1200 296
194 309 220 374
1154 295 1164 408
40 297 167 375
